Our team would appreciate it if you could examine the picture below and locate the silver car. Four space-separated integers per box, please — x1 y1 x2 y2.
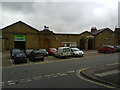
70 48 84 57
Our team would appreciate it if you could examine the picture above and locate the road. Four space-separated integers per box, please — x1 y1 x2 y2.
2 53 118 88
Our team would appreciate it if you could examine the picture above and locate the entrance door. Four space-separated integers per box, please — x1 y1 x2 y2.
88 39 93 50
14 41 25 50
80 38 85 50
14 35 26 50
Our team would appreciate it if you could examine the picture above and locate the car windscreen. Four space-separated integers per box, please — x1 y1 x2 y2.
39 49 47 52
26 50 33 53
12 49 21 53
50 48 57 51
63 48 70 52
72 48 80 51
15 53 26 57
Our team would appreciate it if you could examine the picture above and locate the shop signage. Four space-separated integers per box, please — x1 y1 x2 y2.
14 35 26 41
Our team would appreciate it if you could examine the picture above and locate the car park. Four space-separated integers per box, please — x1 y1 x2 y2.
29 50 44 62
47 48 57 55
113 45 120 52
13 52 27 64
10 48 21 59
54 47 71 58
25 49 34 58
97 45 115 53
70 48 84 57
36 49 48 56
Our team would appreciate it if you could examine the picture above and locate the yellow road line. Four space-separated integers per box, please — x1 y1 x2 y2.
76 64 118 89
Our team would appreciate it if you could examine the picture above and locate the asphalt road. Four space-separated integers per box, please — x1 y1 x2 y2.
2 53 118 88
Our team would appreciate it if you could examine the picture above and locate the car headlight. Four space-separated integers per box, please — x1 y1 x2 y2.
12 54 14 56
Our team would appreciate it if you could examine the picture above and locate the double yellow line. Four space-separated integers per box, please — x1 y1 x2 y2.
76 63 119 89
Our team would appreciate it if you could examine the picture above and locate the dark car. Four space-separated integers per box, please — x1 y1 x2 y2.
113 45 120 52
25 49 34 58
97 45 115 53
29 50 44 62
36 49 48 56
47 48 57 55
13 52 27 64
10 48 21 59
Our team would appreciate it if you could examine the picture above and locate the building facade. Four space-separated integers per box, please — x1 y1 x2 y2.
1 21 118 51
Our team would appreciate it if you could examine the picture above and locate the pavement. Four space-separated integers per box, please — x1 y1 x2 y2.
78 63 120 89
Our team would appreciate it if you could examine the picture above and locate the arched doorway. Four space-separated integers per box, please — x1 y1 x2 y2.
80 38 85 50
88 39 93 50
43 39 50 49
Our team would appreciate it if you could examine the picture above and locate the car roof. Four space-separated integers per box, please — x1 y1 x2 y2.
58 47 70 49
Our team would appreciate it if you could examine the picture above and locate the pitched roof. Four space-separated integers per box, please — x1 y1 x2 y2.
79 31 92 35
2 21 39 32
91 28 113 35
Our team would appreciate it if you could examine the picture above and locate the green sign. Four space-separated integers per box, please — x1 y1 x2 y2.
14 35 26 41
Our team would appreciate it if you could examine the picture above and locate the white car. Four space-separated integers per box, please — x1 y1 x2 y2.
70 48 84 57
54 47 71 58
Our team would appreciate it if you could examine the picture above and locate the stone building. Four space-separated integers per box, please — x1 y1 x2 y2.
1 21 118 51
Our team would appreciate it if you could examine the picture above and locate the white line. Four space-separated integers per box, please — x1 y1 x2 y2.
67 70 75 74
20 78 32 83
76 69 115 89
95 70 120 77
8 81 16 85
33 76 43 80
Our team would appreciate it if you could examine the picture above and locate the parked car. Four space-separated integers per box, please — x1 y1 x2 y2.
29 50 44 62
47 48 57 55
97 45 115 53
36 49 48 56
70 48 84 57
54 47 71 58
10 48 21 59
113 45 120 52
25 49 34 58
13 52 27 64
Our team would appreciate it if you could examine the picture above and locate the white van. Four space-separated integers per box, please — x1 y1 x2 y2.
54 47 71 58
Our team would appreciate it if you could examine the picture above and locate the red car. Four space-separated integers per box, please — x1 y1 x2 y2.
47 48 57 55
97 45 115 53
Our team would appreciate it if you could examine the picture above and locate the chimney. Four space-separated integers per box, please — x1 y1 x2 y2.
91 27 97 32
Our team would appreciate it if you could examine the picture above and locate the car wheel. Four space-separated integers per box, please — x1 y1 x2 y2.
41 58 44 61
106 51 110 54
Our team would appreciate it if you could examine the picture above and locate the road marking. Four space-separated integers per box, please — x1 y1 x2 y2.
44 74 58 78
67 70 75 74
20 78 32 83
76 68 116 89
8 80 17 85
3 70 75 87
33 76 43 80
95 70 120 77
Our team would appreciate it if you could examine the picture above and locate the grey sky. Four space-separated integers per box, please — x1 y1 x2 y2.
1 0 120 34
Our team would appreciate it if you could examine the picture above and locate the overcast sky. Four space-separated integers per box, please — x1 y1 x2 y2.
0 0 120 34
